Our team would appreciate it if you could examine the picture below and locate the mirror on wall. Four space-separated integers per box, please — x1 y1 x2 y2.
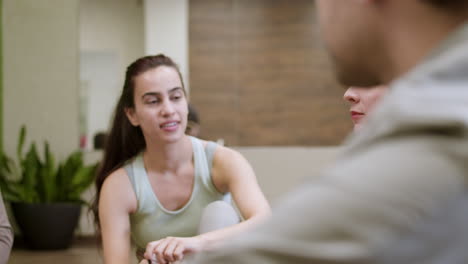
79 52 119 150
78 0 144 150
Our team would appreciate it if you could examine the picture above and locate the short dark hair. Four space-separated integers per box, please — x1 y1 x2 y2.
188 103 200 124
93 132 108 150
422 0 468 10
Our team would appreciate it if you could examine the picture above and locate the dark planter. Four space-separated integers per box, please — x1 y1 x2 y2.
11 202 82 250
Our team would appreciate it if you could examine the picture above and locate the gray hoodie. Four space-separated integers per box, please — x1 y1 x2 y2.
190 22 468 264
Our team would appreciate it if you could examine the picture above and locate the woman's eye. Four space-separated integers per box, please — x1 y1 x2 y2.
146 99 158 104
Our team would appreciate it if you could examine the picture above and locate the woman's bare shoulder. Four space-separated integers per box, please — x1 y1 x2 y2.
100 167 137 213
104 167 131 186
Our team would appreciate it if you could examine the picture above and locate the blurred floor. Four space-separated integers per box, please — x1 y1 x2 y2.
9 237 103 264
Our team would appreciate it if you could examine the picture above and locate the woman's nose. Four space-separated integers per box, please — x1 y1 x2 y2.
343 87 360 104
160 100 176 116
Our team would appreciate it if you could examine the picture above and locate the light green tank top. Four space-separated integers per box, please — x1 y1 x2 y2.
125 136 227 252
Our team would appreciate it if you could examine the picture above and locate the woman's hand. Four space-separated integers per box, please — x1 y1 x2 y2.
144 236 205 264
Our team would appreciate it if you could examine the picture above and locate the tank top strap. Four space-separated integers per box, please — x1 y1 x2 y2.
204 141 218 173
190 136 209 180
125 160 137 192
203 140 233 203
189 136 223 195
125 153 157 212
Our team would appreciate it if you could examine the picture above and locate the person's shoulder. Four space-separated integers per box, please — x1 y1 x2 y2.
101 168 133 194
212 145 249 173
327 134 465 201
106 167 130 181
100 167 137 212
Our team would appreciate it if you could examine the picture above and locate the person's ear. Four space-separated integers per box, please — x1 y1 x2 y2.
125 107 140 126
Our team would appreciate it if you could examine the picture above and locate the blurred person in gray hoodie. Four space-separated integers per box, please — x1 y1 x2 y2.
187 1 468 263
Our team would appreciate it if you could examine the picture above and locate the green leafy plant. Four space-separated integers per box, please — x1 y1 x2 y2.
0 125 98 204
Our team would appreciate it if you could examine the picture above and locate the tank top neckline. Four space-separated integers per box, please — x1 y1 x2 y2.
135 136 200 215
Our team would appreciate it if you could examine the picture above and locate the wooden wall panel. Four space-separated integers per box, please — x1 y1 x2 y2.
189 0 352 146
189 0 239 145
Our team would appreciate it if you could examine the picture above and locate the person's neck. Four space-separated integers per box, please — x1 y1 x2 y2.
380 6 468 83
143 135 192 172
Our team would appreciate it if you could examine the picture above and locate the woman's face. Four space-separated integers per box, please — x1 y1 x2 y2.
343 85 387 130
126 66 188 143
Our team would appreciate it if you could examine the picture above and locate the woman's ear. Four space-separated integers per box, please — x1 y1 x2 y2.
125 107 140 126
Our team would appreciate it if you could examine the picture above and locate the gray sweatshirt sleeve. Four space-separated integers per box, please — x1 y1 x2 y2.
0 192 13 264
189 138 468 264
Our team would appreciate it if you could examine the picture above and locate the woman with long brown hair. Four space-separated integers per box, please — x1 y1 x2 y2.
92 54 270 264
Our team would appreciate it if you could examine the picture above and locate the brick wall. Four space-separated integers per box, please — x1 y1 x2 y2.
189 0 352 146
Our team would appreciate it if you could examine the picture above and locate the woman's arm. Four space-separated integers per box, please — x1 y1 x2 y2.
197 146 271 245
144 146 271 263
99 168 137 264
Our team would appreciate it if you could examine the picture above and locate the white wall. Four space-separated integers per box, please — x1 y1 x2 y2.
3 0 80 159
144 0 189 91
236 146 341 204
79 0 144 78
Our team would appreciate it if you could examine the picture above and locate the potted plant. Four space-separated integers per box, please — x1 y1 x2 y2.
0 126 98 250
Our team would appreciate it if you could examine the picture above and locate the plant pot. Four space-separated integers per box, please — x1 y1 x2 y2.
11 202 82 250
